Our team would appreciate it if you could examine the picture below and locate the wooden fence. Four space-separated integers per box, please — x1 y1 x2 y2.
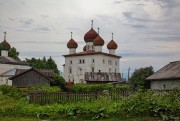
28 90 133 105
28 90 179 105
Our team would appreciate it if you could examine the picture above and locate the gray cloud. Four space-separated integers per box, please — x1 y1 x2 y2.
19 19 33 26
31 27 50 32
120 51 179 58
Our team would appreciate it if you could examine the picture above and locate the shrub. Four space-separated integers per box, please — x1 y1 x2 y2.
0 85 24 99
27 85 61 93
68 84 131 92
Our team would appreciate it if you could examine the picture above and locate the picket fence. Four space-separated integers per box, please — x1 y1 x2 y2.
28 90 133 105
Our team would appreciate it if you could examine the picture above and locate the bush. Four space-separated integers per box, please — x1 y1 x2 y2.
0 85 24 99
0 89 179 120
27 85 61 93
68 84 131 92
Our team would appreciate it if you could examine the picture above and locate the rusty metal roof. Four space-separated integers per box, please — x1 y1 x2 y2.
146 61 180 80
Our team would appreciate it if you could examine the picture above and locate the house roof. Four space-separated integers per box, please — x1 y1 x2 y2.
0 56 29 65
15 68 54 78
0 68 16 76
146 61 180 80
9 68 52 81
63 50 121 58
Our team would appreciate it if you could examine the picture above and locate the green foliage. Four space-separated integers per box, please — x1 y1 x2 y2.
130 66 154 90
8 47 20 60
51 73 66 90
25 57 59 74
28 85 61 93
0 89 179 120
0 85 24 99
68 84 131 92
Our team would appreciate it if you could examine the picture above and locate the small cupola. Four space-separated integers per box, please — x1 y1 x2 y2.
93 28 104 52
107 33 118 55
67 32 78 54
0 32 11 56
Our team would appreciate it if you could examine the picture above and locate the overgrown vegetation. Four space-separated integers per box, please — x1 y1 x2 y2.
68 84 131 92
0 85 179 120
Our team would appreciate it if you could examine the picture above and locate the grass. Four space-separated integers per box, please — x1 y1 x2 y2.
0 117 161 121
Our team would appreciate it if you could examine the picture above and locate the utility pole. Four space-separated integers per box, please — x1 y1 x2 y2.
128 67 130 81
121 72 123 80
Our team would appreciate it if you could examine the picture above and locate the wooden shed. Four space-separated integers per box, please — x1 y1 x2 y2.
9 68 51 87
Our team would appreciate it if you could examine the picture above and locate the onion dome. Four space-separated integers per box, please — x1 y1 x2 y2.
84 20 98 43
84 28 98 43
67 39 78 49
0 40 11 51
107 40 118 49
83 45 86 51
67 32 78 49
107 33 118 49
93 35 104 46
0 32 11 50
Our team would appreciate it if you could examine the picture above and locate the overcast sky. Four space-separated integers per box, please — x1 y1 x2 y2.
0 0 180 78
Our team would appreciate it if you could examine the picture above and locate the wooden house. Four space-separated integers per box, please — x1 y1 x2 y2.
9 68 52 87
146 61 180 90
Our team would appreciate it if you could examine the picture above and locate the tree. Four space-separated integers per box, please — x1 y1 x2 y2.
51 73 67 91
25 57 59 74
8 47 20 60
129 66 154 90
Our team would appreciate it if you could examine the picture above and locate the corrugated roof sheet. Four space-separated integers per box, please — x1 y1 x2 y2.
146 61 180 80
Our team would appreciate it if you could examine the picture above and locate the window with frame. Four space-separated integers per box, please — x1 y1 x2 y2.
79 59 85 64
108 60 112 65
69 68 72 74
69 60 72 64
115 61 117 66
103 59 105 64
92 59 95 63
92 67 94 72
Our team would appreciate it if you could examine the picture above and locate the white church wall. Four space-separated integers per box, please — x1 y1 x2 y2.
64 54 120 84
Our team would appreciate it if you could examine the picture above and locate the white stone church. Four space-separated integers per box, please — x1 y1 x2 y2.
63 21 122 84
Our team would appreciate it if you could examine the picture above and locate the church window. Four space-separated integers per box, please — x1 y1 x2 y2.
108 60 112 65
79 59 85 64
69 68 72 74
69 60 72 64
92 45 94 49
92 67 94 72
103 59 105 64
79 68 82 74
92 59 94 63
99 70 101 73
